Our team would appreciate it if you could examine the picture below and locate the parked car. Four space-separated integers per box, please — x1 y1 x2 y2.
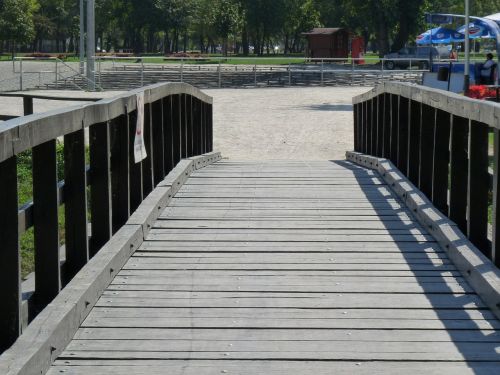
384 46 449 70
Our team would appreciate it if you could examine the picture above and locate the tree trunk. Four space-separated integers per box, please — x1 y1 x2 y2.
242 25 249 56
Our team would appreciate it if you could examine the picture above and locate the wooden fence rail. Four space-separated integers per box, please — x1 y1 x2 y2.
0 82 213 351
353 82 499 267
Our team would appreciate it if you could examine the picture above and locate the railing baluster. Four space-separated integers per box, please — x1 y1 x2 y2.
63 129 89 282
172 95 182 165
376 94 384 157
152 99 165 184
467 120 490 254
187 95 194 157
432 110 451 214
353 103 359 152
390 95 399 164
111 113 131 233
181 94 188 158
362 100 367 154
32 140 61 306
0 156 21 351
369 98 376 155
208 103 213 152
419 104 435 197
89 122 112 257
142 103 154 196
397 97 409 175
407 100 421 184
492 129 500 267
128 111 143 213
449 116 469 233
163 96 174 173
382 93 391 159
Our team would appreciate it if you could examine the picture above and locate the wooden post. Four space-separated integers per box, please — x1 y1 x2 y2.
163 96 174 173
142 103 154 196
152 99 165 185
366 99 373 155
0 156 21 351
449 116 469 233
419 104 435 198
32 140 61 307
397 96 409 175
207 103 213 152
382 93 391 159
63 129 89 283
353 103 359 152
432 110 451 214
128 111 143 213
181 94 188 159
407 100 421 184
492 129 500 266
376 94 384 157
390 95 399 165
110 113 131 233
89 122 112 257
467 120 490 254
172 95 182 165
186 95 194 157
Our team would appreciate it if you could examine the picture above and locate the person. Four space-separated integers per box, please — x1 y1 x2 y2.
480 53 495 84
449 49 458 60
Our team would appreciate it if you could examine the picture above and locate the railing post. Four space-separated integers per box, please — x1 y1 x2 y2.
467 120 490 254
55 59 58 89
492 128 500 266
432 110 451 214
353 103 359 152
254 64 257 86
181 58 184 83
397 96 409 175
142 103 154 196
152 99 165 185
365 99 372 155
63 129 89 283
162 96 174 173
186 95 194 157
449 116 469 233
288 63 291 86
172 95 182 165
218 61 222 88
89 121 112 257
375 94 384 157
382 93 391 159
419 104 435 198
32 140 61 308
0 156 21 351
361 100 367 153
390 95 399 164
320 59 324 86
128 111 143 214
407 100 421 184
23 96 33 116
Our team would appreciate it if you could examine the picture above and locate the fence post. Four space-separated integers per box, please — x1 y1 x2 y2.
449 115 469 233
0 156 21 351
288 63 291 86
181 58 184 83
320 59 324 86
432 110 451 214
382 93 391 159
218 61 222 88
32 140 61 308
63 129 89 283
492 129 500 267
467 120 490 254
19 59 23 91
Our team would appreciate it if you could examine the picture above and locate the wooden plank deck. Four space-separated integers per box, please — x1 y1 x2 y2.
49 160 500 374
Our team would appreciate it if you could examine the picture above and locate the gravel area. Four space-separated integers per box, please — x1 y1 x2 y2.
207 87 371 160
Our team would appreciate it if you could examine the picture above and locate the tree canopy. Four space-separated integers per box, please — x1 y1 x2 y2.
1 0 499 56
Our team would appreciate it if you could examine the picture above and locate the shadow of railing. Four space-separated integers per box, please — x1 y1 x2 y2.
332 159 500 372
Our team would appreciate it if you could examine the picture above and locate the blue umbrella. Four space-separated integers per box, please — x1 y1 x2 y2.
457 22 492 39
416 27 465 44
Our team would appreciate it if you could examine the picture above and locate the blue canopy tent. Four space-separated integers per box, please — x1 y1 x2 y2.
457 21 493 39
416 27 465 44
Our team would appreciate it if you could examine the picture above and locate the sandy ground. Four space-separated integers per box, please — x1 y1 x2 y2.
0 87 370 160
207 87 371 160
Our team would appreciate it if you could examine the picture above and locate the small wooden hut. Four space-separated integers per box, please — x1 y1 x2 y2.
303 28 349 59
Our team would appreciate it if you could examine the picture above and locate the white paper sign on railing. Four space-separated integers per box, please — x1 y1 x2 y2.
134 92 147 163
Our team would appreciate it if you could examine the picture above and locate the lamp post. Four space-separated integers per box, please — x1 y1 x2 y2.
79 0 84 75
464 0 470 91
86 0 95 90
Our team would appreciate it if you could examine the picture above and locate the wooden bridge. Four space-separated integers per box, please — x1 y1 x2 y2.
0 82 499 374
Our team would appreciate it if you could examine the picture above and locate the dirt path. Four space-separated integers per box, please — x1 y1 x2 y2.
207 87 371 160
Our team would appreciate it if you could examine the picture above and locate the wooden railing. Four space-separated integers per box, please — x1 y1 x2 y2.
0 82 213 351
353 82 499 268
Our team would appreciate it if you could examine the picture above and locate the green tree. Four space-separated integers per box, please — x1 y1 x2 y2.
0 0 39 56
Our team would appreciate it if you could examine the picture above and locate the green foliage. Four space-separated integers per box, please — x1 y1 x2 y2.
0 0 39 48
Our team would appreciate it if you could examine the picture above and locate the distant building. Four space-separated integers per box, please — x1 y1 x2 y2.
303 28 350 59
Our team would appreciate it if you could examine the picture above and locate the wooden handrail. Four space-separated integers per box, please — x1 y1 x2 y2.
0 82 214 351
353 82 499 269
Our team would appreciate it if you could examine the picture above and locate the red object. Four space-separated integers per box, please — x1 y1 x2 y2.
351 37 365 65
465 85 497 100
302 28 350 59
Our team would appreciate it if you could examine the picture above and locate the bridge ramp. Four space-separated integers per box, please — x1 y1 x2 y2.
49 160 500 374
